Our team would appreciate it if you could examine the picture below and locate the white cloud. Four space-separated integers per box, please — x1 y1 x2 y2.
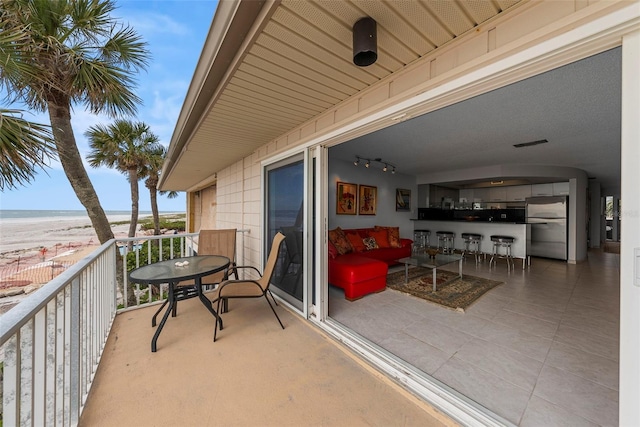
120 12 190 39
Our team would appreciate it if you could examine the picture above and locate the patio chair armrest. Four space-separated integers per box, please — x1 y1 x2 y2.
228 265 262 277
216 279 263 297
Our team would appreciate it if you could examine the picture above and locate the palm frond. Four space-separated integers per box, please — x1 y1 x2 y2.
86 119 161 175
0 108 56 190
1 0 149 117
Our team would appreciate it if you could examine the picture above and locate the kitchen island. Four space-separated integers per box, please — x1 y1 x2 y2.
412 220 530 268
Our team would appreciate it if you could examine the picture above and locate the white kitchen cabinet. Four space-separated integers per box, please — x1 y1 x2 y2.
531 183 554 196
506 185 532 201
489 187 507 202
473 188 489 202
553 181 570 195
459 189 474 202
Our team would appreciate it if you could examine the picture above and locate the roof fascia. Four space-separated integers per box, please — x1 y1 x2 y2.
159 0 280 189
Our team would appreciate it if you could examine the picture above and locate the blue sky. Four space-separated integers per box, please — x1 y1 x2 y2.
0 0 219 212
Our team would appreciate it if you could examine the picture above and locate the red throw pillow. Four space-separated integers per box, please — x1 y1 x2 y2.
375 226 402 248
328 227 353 255
368 229 390 248
345 232 366 252
328 240 338 259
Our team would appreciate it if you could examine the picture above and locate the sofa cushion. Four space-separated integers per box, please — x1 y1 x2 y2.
360 246 408 264
368 229 390 248
375 225 402 248
329 227 353 255
329 253 388 283
362 236 379 250
345 231 366 252
328 240 338 259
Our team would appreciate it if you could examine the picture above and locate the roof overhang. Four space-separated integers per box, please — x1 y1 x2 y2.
160 0 522 191
160 0 276 191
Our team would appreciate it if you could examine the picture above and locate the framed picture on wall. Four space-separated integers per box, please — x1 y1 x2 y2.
336 182 357 214
396 188 411 211
359 185 377 215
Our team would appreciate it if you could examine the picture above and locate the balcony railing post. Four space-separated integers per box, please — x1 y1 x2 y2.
2 335 19 426
70 277 81 426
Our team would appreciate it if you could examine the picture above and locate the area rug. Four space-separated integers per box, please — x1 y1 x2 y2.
386 267 504 312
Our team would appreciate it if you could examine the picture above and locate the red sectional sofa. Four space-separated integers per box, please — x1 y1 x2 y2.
328 227 412 301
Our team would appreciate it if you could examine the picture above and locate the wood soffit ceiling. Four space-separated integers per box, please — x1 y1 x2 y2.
164 0 523 191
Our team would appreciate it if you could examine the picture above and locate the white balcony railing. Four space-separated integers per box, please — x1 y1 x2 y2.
117 233 199 309
0 232 211 425
0 241 117 426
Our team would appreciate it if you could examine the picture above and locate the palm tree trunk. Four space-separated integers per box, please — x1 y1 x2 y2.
47 102 114 244
47 100 130 305
128 168 139 238
150 187 160 235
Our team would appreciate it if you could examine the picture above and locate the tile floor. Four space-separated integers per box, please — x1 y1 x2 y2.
329 249 620 426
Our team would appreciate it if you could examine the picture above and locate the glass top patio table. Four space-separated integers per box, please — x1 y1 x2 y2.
129 255 230 352
396 253 463 292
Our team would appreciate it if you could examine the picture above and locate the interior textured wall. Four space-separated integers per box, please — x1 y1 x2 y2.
328 157 417 239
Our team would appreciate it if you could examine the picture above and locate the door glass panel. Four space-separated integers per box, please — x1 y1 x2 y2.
265 155 304 307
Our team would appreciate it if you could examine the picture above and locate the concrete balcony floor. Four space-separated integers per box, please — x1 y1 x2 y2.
80 295 455 426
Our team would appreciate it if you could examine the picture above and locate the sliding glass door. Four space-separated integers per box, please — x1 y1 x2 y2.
265 153 306 311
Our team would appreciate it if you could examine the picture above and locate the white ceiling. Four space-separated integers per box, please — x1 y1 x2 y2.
161 0 524 191
329 47 622 194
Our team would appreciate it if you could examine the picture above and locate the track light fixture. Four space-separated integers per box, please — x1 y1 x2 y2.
353 156 397 173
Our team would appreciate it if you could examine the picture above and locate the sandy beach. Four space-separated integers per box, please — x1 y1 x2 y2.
0 213 163 312
1 215 133 252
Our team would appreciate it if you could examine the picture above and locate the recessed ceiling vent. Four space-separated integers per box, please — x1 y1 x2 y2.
513 139 549 148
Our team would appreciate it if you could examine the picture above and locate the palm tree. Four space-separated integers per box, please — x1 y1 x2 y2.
142 145 178 235
0 108 56 190
0 0 150 244
86 120 161 238
0 13 56 190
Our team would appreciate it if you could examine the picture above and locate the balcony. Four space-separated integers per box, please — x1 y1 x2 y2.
0 235 451 426
2 231 621 425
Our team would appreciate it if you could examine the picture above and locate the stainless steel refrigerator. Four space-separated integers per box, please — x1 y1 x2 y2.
526 196 568 260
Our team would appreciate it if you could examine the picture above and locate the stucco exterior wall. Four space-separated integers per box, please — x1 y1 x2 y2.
204 0 633 268
216 154 263 268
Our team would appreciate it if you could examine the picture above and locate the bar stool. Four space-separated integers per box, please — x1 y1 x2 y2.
436 231 455 254
461 233 483 264
489 235 515 271
413 229 430 250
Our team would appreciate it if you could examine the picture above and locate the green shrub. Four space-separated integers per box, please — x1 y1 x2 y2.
138 215 186 232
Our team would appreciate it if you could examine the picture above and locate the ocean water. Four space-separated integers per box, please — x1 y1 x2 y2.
0 209 147 220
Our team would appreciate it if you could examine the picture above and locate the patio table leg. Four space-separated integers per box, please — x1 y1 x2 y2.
196 278 223 330
152 284 176 352
432 267 437 292
152 297 169 327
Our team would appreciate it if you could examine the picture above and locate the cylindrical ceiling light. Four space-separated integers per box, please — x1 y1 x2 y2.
353 17 377 67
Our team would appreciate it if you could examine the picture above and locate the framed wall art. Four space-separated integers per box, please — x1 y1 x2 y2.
396 188 411 211
336 182 357 214
359 185 377 215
